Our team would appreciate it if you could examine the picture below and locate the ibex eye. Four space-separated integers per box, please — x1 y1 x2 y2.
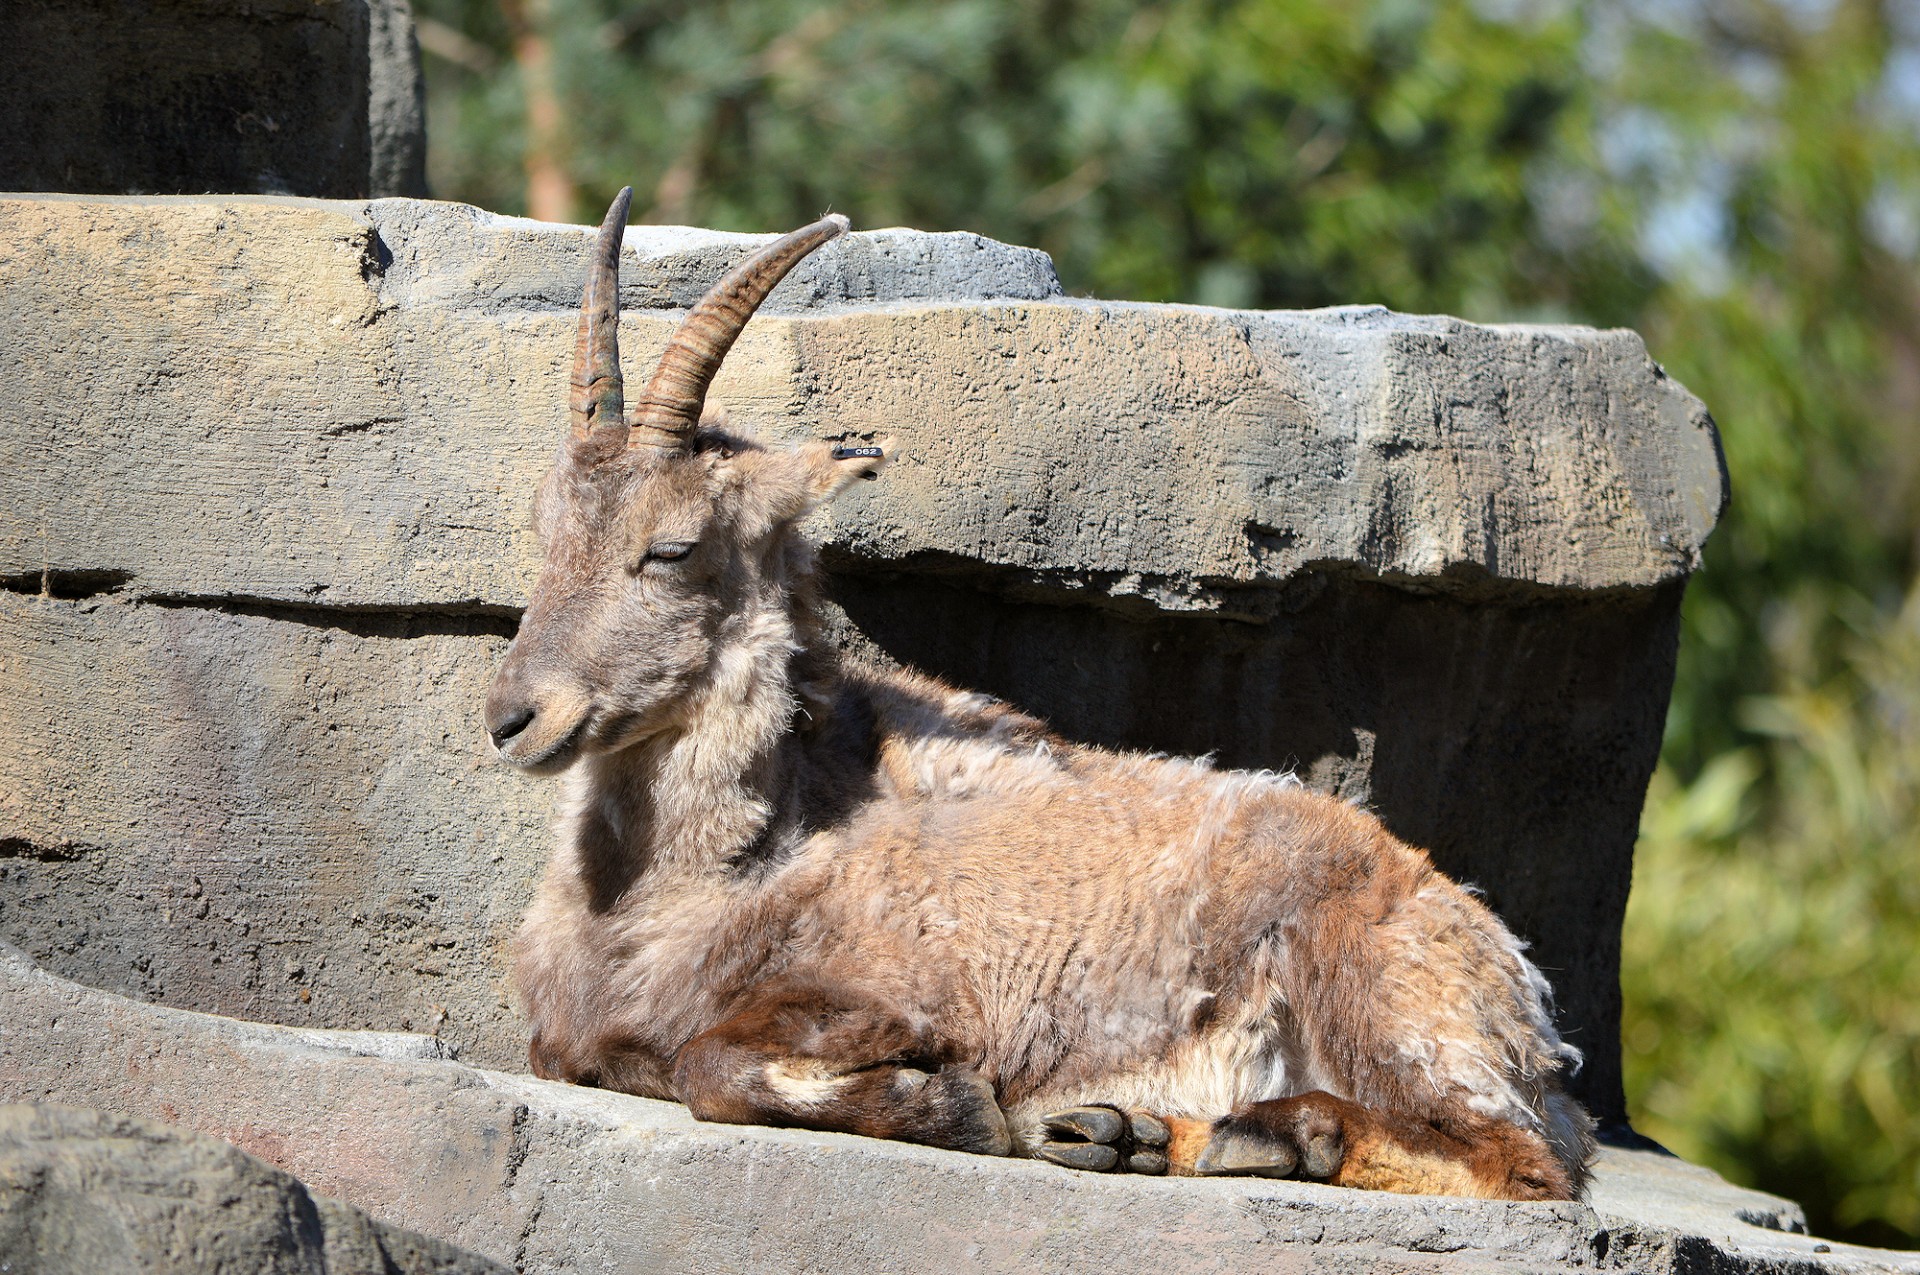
646 542 693 564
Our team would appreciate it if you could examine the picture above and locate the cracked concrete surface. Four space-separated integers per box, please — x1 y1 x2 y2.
3 945 1912 1274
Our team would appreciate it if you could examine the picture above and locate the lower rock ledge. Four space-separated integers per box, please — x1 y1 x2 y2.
0 942 1910 1275
0 1102 508 1274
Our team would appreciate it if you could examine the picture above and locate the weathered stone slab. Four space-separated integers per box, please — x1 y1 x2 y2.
5 945 1910 1275
0 193 1729 1124
0 0 372 199
361 196 1065 313
0 195 1717 613
0 589 538 1070
0 1102 505 1274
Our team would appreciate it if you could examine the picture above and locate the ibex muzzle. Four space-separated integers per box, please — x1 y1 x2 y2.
488 190 1594 1200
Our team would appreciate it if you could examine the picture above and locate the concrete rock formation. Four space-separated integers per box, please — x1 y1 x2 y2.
0 1101 506 1274
0 0 427 199
0 193 1720 1132
5 943 1912 1275
368 0 431 199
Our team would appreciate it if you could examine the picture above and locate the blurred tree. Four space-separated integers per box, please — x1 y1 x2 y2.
411 0 1920 1247
1614 0 1920 776
498 0 576 219
1609 2 1920 1247
413 0 1607 313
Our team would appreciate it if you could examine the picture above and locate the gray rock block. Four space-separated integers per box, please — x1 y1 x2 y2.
3 944 1911 1275
0 193 1726 1124
0 0 383 199
0 1101 506 1274
360 197 1065 313
0 589 540 1070
367 0 430 199
0 195 1709 608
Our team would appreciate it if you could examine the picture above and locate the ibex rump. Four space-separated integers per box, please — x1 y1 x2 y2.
486 189 1595 1198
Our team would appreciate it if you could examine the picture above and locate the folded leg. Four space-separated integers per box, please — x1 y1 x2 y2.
672 980 1011 1156
1188 1090 1576 1200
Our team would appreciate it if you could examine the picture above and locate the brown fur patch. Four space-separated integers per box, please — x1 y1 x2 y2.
672 981 1010 1155
1202 1091 1576 1201
1162 1117 1218 1175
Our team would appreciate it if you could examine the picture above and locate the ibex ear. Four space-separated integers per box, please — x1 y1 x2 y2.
725 436 894 534
795 437 894 507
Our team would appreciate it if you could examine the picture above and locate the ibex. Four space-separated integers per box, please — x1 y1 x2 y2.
486 188 1595 1198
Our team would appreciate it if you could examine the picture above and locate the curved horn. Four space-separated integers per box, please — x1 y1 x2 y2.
568 187 633 442
629 213 849 451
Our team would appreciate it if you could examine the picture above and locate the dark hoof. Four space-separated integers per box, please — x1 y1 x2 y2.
1130 1111 1170 1149
1037 1104 1169 1175
1301 1130 1343 1179
1193 1128 1299 1177
1043 1106 1123 1144
1039 1141 1119 1171
1194 1092 1349 1181
1126 1150 1170 1175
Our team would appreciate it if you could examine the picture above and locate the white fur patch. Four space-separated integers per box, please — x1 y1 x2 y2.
763 1059 851 1108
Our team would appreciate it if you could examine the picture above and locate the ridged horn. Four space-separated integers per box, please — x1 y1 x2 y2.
568 187 633 442
629 213 849 451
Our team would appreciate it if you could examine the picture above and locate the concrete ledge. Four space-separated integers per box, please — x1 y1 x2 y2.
0 194 1720 613
2 945 1909 1275
0 1102 504 1274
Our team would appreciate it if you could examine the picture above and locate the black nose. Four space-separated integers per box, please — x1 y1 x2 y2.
489 705 535 747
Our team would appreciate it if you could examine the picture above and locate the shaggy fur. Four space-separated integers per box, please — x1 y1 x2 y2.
485 205 1595 1200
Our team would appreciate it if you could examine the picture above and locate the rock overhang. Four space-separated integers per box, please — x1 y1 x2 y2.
0 193 1724 617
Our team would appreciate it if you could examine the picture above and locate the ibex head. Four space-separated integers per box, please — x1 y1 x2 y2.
485 189 887 774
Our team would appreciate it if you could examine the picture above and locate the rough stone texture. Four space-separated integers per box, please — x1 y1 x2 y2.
0 193 1725 1128
0 0 427 200
0 195 1706 609
0 591 540 1060
0 1102 505 1274
4 944 1911 1275
368 0 430 199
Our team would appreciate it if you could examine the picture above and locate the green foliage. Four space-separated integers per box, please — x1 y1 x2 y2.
412 0 1920 1246
1626 586 1920 1246
1617 2 1920 777
1611 12 1920 1240
417 0 1608 314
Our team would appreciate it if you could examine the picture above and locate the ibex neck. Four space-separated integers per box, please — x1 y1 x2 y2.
565 601 821 895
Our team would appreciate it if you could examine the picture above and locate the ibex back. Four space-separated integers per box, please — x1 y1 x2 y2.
485 189 1595 1198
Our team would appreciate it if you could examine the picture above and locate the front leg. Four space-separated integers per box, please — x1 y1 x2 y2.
671 980 1011 1156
